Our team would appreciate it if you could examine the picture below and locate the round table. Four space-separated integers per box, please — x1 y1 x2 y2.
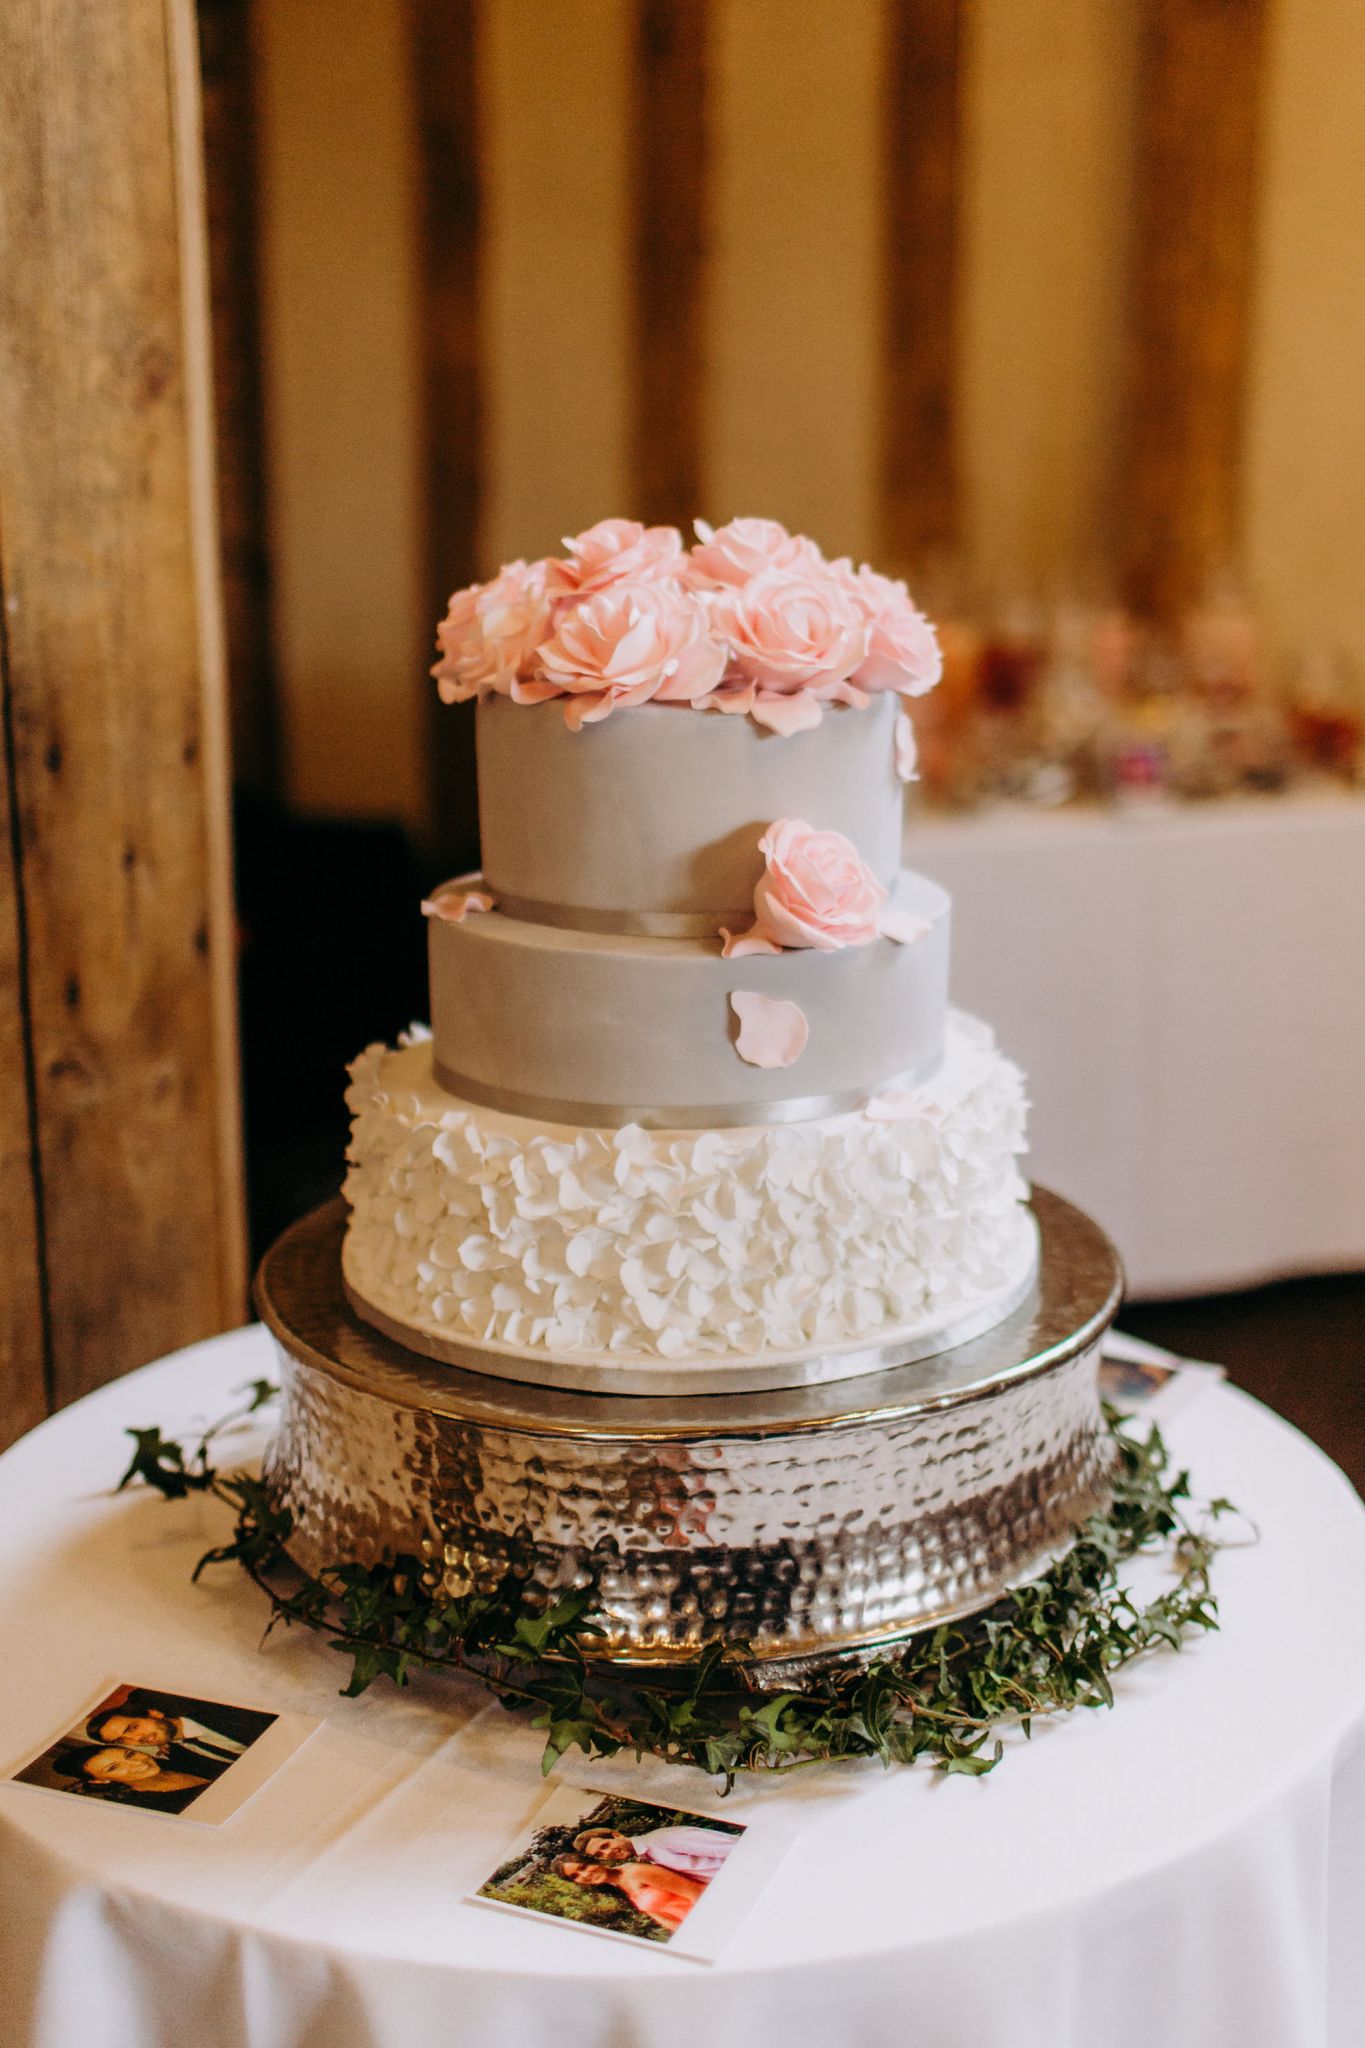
1 1328 1363 2048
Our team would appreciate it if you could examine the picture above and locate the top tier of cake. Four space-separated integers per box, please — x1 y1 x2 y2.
477 692 903 934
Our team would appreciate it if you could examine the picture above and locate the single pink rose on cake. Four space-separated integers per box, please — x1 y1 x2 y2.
431 559 550 703
528 579 726 728
544 518 685 600
751 818 887 951
687 516 820 590
834 562 942 698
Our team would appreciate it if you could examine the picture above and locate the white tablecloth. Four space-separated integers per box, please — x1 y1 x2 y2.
909 792 1365 1296
1 1326 1363 2048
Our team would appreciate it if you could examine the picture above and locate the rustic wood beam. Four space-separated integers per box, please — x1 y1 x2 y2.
408 0 484 870
0 0 246 1412
1121 0 1268 620
198 0 279 795
630 0 710 527
880 0 964 576
0 637 49 1450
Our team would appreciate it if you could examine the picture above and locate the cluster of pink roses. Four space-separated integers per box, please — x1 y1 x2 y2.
432 516 941 734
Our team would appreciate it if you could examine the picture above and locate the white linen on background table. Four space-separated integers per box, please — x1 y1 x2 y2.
907 791 1365 1296
0 1324 1362 2048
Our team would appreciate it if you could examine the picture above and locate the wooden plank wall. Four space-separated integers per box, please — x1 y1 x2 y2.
199 0 278 795
1121 0 1269 621
409 0 484 868
0 676 49 1446
880 0 964 577
630 0 710 528
0 0 245 1443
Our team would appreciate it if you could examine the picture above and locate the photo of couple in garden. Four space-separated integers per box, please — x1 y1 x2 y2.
476 1789 746 1950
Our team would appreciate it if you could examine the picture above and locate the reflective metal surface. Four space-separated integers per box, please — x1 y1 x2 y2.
256 1190 1121 1666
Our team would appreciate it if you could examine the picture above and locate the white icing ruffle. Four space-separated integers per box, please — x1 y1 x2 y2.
342 1013 1030 1364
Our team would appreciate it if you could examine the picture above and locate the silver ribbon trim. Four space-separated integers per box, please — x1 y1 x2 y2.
431 1058 906 1129
487 891 746 939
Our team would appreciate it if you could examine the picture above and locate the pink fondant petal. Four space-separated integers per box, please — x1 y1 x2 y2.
879 906 931 946
750 690 823 736
421 888 495 923
865 1088 924 1122
824 678 871 710
563 691 611 730
720 925 783 959
730 990 809 1069
697 682 757 717
895 710 919 783
508 676 562 706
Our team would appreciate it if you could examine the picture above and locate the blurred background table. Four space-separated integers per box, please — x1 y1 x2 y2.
910 790 1365 1296
2 1328 1364 2048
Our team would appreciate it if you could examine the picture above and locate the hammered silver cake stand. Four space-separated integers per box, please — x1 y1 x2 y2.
255 1189 1122 1671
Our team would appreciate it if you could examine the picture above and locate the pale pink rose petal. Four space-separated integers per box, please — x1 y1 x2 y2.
750 690 824 736
697 681 756 716
730 990 809 1069
719 926 783 959
879 906 931 946
508 675 563 707
895 710 919 782
562 692 611 730
823 678 871 709
865 1088 924 1122
421 888 495 923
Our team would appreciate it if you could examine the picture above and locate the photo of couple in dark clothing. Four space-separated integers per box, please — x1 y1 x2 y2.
478 1792 744 1946
14 1684 276 1816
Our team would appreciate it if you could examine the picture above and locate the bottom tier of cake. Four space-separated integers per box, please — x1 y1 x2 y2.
342 1010 1032 1393
256 1190 1121 1667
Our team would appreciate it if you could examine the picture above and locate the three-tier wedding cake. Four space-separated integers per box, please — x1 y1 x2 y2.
340 517 1037 1395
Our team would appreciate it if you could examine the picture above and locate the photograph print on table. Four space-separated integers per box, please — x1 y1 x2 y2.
7 1682 320 1824
1099 1332 1226 1422
472 1785 792 1963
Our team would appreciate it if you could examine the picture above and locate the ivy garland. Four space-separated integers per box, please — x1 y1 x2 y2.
119 1387 1237 1787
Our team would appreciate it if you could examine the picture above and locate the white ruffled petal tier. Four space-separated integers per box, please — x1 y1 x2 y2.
342 1012 1031 1367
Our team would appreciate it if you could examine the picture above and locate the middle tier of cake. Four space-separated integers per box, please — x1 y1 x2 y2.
428 869 950 1128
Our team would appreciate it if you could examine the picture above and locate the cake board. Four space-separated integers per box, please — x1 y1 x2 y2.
254 1188 1122 1671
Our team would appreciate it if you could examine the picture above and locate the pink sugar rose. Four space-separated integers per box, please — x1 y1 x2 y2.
544 518 685 600
750 817 888 952
710 570 866 703
528 579 726 729
688 516 821 589
833 561 942 698
431 559 550 704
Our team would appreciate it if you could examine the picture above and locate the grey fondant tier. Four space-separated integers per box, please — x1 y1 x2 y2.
429 869 950 1127
476 692 902 932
